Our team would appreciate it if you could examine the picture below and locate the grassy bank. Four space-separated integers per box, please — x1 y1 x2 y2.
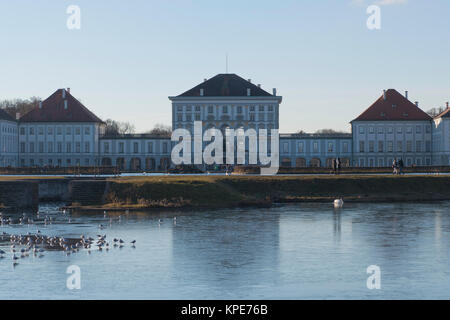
74 175 450 210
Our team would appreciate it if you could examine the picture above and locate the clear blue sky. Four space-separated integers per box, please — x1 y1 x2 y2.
1 0 449 133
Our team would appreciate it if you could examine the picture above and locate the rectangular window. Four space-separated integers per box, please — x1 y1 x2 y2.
85 159 89 166
397 127 402 134
177 114 183 121
328 142 333 152
250 106 255 112
163 142 168 153
177 106 182 112
388 141 393 152
57 127 62 135
298 142 304 153
343 142 348 153
20 142 25 153
378 141 383 153
38 127 44 135
237 106 243 114
406 127 412 134
30 127 34 135
267 113 273 121
268 105 274 112
208 106 213 113
186 114 192 121
66 127 71 135
84 142 90 153
397 141 403 152
259 105 264 112
133 142 138 153
119 142 124 154
359 127 364 134
39 142 44 153
407 141 412 152
387 127 393 134
222 106 228 113
369 127 374 134
104 142 109 154
20 127 25 135
30 142 34 153
85 127 90 135
195 106 200 112
313 142 319 153
48 142 53 153
416 141 422 152
148 142 153 153
283 142 289 153
416 126 422 134
47 127 53 135
195 113 201 121
426 126 431 133
369 141 374 152
249 114 255 121
426 141 431 152
76 127 81 135
186 106 192 112
66 143 71 153
359 141 365 153
57 142 62 153
378 127 384 134
76 142 81 153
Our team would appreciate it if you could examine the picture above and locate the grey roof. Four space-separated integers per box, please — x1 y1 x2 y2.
176 74 274 97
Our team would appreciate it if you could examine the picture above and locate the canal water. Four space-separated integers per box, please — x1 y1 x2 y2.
0 201 449 299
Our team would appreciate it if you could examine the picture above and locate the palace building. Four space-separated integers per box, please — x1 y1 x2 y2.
0 74 448 169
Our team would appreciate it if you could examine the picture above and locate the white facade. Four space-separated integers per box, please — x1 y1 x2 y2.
18 122 103 167
0 118 18 167
352 121 432 167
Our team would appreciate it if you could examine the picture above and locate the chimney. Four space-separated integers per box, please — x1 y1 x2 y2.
405 91 408 100
64 100 68 110
16 112 20 120
67 88 70 94
257 84 261 88
248 79 252 83
383 90 386 100
200 88 204 96
39 102 42 109
247 88 251 96
415 101 419 107
273 88 277 96
62 89 66 99
203 79 207 82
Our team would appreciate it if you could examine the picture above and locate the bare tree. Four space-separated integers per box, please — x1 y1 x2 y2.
146 123 172 137
0 97 41 117
104 119 136 136
426 107 444 118
315 128 347 134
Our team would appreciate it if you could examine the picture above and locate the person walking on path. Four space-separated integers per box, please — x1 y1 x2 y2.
392 158 398 175
336 158 341 175
331 158 336 174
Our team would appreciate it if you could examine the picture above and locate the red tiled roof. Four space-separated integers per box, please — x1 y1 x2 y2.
177 74 273 97
19 89 103 123
352 89 432 122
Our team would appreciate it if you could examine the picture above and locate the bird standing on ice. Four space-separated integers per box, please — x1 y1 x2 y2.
334 198 344 208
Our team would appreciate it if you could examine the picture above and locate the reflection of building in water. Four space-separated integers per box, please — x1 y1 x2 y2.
171 210 280 291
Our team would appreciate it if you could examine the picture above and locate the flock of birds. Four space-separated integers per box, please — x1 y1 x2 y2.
0 209 148 268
